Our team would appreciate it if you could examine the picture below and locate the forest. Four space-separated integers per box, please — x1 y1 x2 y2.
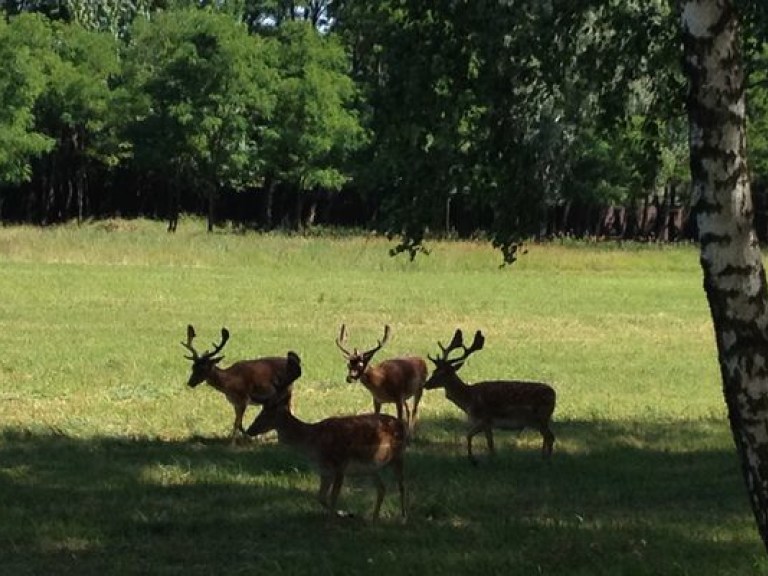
1 0 768 259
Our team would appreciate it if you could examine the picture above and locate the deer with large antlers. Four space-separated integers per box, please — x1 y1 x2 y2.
246 387 407 521
181 325 302 444
425 329 556 465
335 325 427 434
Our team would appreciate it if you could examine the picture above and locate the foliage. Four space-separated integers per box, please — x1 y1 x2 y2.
31 19 122 221
120 8 278 217
241 0 332 32
63 0 153 38
0 0 765 256
747 44 768 180
333 0 690 262
267 21 365 197
0 14 55 186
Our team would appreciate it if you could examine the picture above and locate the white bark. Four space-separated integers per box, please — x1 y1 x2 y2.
682 0 768 550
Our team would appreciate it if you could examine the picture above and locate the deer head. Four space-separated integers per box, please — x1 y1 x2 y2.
181 324 230 387
335 324 391 382
424 329 485 389
246 386 293 437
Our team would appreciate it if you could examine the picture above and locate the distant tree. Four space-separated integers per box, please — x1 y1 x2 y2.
242 0 332 33
62 0 152 38
747 44 768 180
264 20 364 228
332 0 685 262
29 19 122 223
121 8 277 231
0 0 67 19
0 14 54 195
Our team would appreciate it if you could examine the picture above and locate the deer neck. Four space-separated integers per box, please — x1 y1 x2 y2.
274 409 314 447
442 373 474 411
204 366 233 394
360 365 386 389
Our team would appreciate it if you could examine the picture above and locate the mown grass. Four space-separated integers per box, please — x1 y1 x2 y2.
0 218 764 575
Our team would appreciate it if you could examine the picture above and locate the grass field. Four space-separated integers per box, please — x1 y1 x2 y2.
0 218 764 575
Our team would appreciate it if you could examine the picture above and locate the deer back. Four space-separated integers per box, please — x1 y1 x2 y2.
364 356 427 401
247 394 406 472
464 379 556 426
211 353 301 401
308 414 406 472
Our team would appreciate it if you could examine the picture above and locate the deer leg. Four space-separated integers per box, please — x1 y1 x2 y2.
400 399 411 429
540 423 555 459
466 421 486 465
329 470 347 517
410 388 423 431
484 426 496 457
317 473 334 512
391 456 407 520
231 402 247 444
369 473 389 522
373 399 382 415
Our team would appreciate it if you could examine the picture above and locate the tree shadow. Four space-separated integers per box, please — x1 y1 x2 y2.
0 419 764 575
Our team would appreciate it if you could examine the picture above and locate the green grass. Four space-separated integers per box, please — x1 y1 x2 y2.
0 218 764 575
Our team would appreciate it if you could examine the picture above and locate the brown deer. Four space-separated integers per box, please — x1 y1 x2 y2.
425 329 556 465
246 387 407 521
181 325 301 443
335 324 427 433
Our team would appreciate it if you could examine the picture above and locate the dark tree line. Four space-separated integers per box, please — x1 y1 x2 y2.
0 1 767 257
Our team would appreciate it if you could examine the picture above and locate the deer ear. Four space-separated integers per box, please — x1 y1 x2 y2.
212 356 224 365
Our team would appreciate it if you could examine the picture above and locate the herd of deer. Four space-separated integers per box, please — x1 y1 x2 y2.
182 324 557 521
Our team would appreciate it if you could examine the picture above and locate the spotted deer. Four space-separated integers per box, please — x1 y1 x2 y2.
335 324 427 433
246 387 407 521
425 329 556 464
181 325 301 443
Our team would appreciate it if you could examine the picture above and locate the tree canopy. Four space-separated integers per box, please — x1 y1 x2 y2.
0 1 766 261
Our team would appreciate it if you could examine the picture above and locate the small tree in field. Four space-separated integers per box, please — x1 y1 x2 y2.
681 0 768 551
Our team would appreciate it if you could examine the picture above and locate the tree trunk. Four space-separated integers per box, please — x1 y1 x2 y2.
682 0 768 551
167 182 179 233
207 190 215 233
640 194 649 238
655 184 670 242
263 177 276 230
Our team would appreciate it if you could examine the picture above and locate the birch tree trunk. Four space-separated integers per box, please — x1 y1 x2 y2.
681 0 768 550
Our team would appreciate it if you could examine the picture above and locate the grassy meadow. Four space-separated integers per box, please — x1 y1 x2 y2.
0 218 764 575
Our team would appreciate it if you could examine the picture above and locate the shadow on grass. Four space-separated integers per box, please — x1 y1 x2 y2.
0 418 765 576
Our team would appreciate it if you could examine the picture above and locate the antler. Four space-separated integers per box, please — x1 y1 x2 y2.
336 324 391 360
207 328 230 359
181 325 229 361
431 329 485 365
336 324 353 358
362 325 391 360
181 324 199 360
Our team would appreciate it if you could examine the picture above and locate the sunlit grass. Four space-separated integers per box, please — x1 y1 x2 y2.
0 218 763 575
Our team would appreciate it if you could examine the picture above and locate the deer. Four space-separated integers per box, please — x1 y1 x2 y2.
246 387 407 522
335 324 427 434
425 329 556 465
181 325 302 444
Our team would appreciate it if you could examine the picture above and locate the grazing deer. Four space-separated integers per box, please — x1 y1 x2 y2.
335 324 427 433
246 388 407 521
181 325 301 443
425 329 556 465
